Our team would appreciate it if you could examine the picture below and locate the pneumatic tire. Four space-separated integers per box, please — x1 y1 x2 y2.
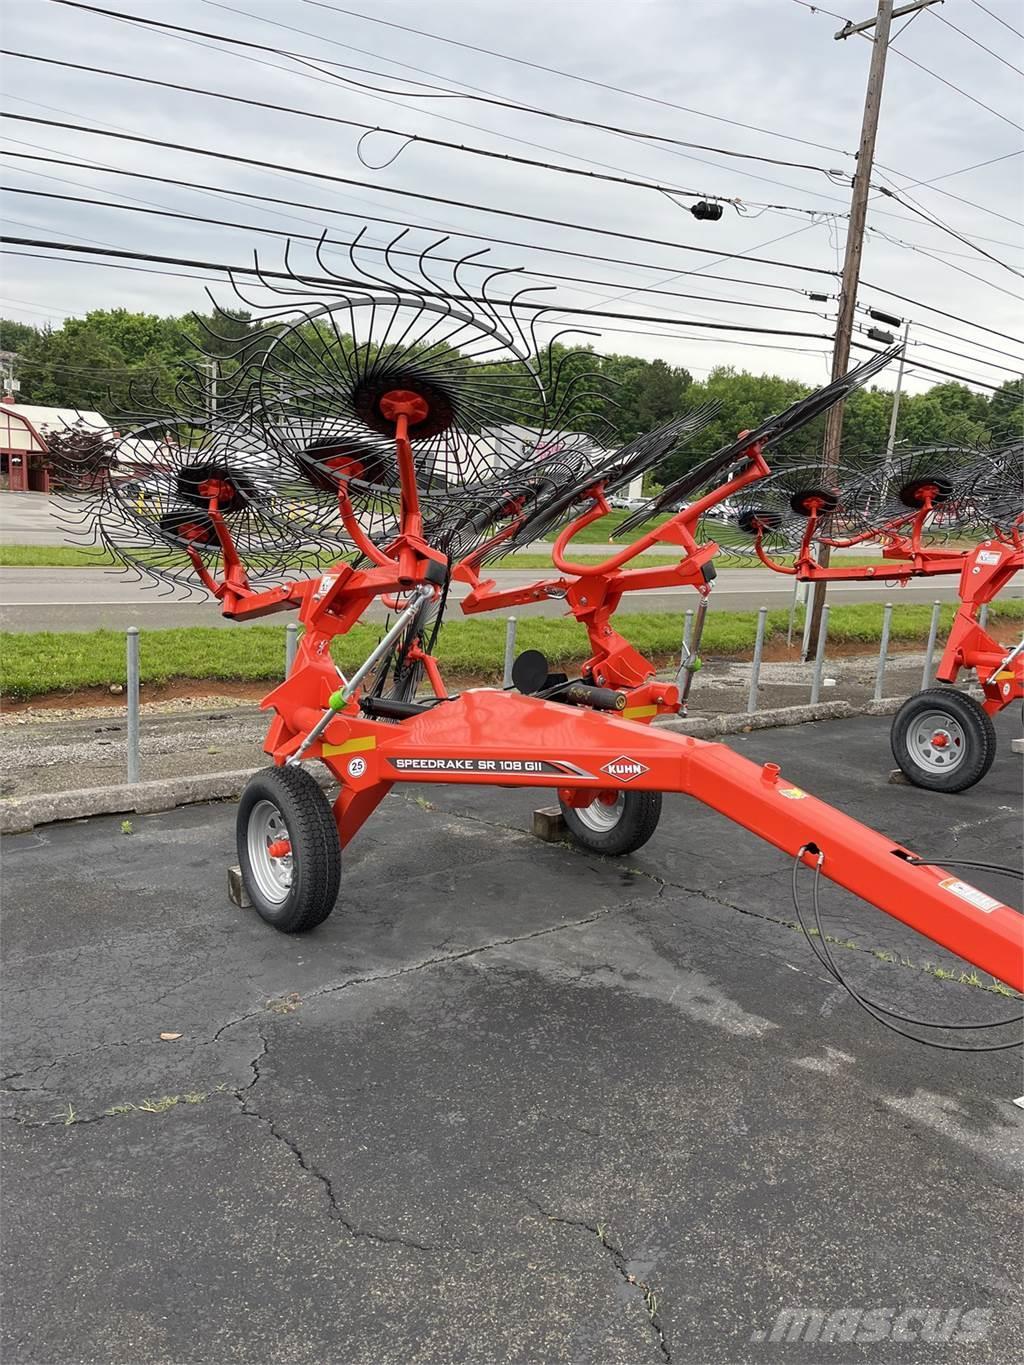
890 688 997 793
559 789 663 856
236 764 341 932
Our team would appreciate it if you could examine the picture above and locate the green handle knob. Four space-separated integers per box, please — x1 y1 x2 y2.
328 689 345 711
689 655 702 673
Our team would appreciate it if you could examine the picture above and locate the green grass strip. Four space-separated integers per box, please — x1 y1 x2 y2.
2 542 903 572
2 600 1021 699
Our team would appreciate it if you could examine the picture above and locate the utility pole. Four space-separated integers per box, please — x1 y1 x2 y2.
202 357 218 420
884 319 911 462
803 0 941 657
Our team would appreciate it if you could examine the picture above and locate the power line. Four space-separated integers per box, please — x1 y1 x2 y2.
210 0 1020 249
0 113 839 278
870 179 1023 281
0 147 821 298
902 335 1024 377
928 5 1024 77
3 236 1009 392
855 300 1024 365
792 0 1024 132
45 1 845 179
290 0 854 157
969 0 1024 43
9 175 1015 376
0 235 837 340
0 183 829 321
849 340 1003 391
885 42 1024 134
874 148 1024 231
860 275 1023 345
0 48 842 220
48 0 1020 253
5 146 1017 368
5 245 1012 392
44 0 876 258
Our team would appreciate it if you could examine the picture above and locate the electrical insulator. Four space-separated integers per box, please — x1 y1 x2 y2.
690 200 724 222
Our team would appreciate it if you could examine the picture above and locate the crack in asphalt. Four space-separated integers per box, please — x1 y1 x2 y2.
4 901 639 1127
522 1196 671 1362
206 899 633 1051
419 796 1017 997
231 1029 444 1256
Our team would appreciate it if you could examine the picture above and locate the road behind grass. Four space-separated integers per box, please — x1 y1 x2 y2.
3 713 1022 1364
2 562 1004 634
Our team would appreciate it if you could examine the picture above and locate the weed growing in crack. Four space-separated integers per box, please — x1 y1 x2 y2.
102 1085 228 1119
266 993 302 1015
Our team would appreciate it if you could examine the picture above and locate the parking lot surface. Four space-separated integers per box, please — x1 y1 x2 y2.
3 713 1022 1364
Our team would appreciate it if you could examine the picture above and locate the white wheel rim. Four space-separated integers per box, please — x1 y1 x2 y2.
906 710 967 774
247 799 294 903
574 791 626 833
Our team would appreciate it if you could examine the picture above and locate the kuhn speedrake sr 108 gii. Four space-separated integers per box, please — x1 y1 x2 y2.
722 442 1023 792
58 235 1023 1046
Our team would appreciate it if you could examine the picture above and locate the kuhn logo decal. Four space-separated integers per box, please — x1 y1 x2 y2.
600 755 649 782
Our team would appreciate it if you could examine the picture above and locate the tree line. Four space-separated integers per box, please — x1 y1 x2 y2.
2 309 1019 488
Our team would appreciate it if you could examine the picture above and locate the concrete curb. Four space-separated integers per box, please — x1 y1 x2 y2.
0 769 258 835
0 697 913 834
657 696 905 740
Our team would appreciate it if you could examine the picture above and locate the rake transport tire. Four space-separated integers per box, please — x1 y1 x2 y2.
237 765 341 932
559 790 663 856
890 688 997 794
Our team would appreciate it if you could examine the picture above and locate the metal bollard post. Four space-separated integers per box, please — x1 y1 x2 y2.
874 602 893 702
680 608 694 664
810 604 829 705
921 600 942 689
285 622 298 677
748 605 768 714
800 580 814 659
502 615 517 688
979 603 990 631
126 627 140 784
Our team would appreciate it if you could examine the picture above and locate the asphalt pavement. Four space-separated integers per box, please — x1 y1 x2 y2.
3 712 1022 1364
0 564 991 633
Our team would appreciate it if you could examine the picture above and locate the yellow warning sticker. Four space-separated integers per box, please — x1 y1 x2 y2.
321 735 377 757
939 877 1002 914
778 786 808 800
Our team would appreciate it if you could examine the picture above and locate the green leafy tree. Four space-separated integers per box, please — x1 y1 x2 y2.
0 318 37 354
987 378 1023 446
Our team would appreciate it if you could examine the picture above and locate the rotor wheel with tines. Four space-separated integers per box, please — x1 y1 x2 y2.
963 444 1023 540
711 462 857 562
842 446 980 543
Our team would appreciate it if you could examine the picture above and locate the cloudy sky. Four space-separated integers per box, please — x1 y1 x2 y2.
1 0 1021 396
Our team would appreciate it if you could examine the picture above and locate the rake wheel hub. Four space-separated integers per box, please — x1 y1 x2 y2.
352 372 455 440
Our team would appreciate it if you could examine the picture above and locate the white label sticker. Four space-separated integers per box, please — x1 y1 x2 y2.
314 574 338 601
939 877 1002 913
976 550 1000 565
